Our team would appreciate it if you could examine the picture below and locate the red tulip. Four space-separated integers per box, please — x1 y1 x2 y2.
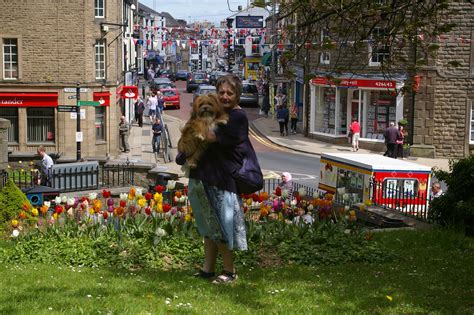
155 185 165 193
252 193 259 202
22 202 30 211
102 190 111 198
145 206 151 215
119 200 127 207
184 187 188 195
145 192 152 200
19 211 27 219
243 206 249 213
102 211 108 220
55 205 63 214
275 187 282 196
162 203 171 213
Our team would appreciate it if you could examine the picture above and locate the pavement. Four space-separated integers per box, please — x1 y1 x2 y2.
108 112 450 186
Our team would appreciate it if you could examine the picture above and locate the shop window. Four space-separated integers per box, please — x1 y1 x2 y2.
365 90 397 140
336 169 364 204
95 40 106 79
338 89 348 135
315 87 336 134
95 0 105 18
369 28 390 67
0 107 18 142
27 108 55 142
383 178 419 198
470 101 474 144
3 38 18 80
95 107 106 141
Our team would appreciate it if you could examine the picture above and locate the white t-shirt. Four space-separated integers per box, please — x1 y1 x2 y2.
42 154 54 175
148 96 158 110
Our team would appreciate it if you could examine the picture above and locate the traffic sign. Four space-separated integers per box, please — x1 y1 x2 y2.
64 88 88 93
57 105 78 112
78 101 100 107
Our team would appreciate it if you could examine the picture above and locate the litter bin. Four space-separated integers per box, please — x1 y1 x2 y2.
149 171 179 192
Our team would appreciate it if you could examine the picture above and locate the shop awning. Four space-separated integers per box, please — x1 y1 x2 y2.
261 53 272 66
0 92 58 107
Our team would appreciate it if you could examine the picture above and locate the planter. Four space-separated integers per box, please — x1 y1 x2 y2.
403 147 410 158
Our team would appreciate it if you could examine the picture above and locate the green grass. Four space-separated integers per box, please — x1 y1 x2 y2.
0 229 473 314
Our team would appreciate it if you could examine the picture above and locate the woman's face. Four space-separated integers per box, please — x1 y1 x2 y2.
218 83 238 110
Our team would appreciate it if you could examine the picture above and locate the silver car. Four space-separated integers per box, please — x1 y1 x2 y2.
239 81 259 107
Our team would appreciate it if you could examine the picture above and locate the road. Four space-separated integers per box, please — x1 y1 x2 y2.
165 80 321 189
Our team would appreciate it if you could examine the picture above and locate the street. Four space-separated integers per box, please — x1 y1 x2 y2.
165 81 321 188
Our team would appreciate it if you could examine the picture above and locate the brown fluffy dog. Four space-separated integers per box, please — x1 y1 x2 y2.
177 94 228 168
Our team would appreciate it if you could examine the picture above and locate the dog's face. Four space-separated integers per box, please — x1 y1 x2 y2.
192 94 221 119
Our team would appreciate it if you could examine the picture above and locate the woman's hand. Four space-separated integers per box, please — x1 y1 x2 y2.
207 130 217 142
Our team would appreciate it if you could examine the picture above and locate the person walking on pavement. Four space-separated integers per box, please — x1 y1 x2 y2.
147 92 158 122
276 105 289 136
349 118 361 151
261 82 270 117
157 91 165 114
134 97 145 127
384 122 400 158
119 115 130 153
151 117 163 154
290 103 298 134
37 145 54 186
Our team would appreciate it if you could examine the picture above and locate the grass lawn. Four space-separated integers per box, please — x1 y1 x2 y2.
0 229 473 314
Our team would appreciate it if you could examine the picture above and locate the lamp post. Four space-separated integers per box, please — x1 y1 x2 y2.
226 18 234 72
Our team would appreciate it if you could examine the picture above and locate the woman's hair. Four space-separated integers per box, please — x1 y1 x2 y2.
282 172 292 182
216 75 242 103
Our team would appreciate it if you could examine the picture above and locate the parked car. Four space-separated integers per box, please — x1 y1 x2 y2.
192 85 217 103
159 88 180 109
157 69 175 81
239 81 259 107
186 71 209 93
209 71 228 85
175 70 189 81
150 78 174 93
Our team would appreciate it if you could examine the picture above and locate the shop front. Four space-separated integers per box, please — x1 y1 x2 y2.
309 76 404 149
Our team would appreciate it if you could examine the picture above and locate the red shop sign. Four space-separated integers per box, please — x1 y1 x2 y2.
121 86 138 99
310 77 397 89
93 91 111 106
0 92 58 107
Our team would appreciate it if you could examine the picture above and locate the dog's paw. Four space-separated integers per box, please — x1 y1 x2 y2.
196 134 205 140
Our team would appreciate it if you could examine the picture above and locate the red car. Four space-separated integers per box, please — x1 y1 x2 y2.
159 88 180 109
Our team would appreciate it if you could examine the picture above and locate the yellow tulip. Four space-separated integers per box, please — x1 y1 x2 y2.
154 193 163 203
156 203 163 213
128 194 134 200
184 214 192 222
246 198 252 206
11 219 19 228
52 213 58 220
137 198 146 207
31 208 39 217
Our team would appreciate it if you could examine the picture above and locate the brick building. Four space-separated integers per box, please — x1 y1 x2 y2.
0 0 137 160
285 0 473 158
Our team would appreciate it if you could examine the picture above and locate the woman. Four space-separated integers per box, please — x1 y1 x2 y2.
177 75 249 284
397 125 406 158
290 103 298 134
151 117 162 154
276 105 289 136
278 172 294 201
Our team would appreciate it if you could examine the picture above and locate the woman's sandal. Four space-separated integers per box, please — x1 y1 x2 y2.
193 269 215 279
212 271 238 284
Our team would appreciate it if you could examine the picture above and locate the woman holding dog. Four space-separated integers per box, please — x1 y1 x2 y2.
177 75 249 284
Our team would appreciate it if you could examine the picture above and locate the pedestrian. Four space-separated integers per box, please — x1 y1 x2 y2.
176 74 250 284
147 66 155 82
383 122 400 158
151 117 163 154
147 93 158 122
278 172 294 201
261 82 270 117
119 115 130 153
430 182 443 199
290 103 298 134
350 118 361 151
157 91 165 114
37 145 54 186
276 105 289 136
396 125 406 158
134 97 145 127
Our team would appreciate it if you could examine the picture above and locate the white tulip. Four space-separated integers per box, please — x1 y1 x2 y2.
298 188 306 197
156 228 167 237
54 196 62 204
89 192 98 200
11 229 20 238
120 193 128 200
61 195 68 203
135 188 143 197
290 199 298 206
167 180 176 190
44 201 51 208
67 198 75 206
307 204 314 211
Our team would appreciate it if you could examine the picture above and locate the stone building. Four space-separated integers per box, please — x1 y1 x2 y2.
0 0 137 160
284 0 473 158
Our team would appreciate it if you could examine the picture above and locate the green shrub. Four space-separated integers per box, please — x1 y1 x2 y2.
0 178 32 225
430 155 474 235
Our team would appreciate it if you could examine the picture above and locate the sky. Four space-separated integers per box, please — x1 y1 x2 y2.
140 0 251 25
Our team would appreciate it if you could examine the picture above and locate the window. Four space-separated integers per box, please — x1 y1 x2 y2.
95 40 106 79
95 0 105 18
383 178 419 198
0 107 18 142
27 108 55 142
95 107 106 141
470 102 474 144
369 28 390 66
320 30 330 65
3 38 18 80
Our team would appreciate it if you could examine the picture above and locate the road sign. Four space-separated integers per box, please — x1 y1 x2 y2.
57 105 78 112
78 101 100 107
64 88 88 93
